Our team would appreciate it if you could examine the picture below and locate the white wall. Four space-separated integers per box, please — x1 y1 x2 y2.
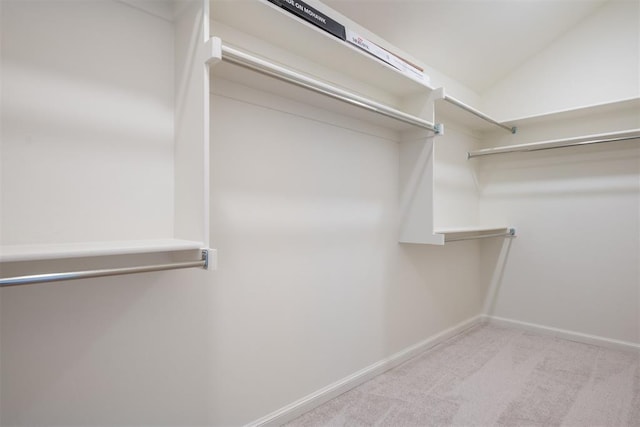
1 14 490 425
476 0 640 345
208 78 488 425
1 1 216 425
482 0 640 120
0 268 216 426
433 123 482 230
3 0 638 426
0 0 176 245
478 106 640 345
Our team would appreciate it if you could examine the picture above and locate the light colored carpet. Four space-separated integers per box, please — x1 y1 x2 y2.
285 323 640 426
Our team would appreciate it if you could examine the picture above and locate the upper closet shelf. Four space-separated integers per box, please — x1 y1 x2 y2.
0 239 204 263
434 88 516 134
206 37 441 133
500 97 640 128
468 128 640 158
208 0 434 100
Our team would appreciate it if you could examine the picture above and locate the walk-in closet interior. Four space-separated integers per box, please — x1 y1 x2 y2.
1 0 638 425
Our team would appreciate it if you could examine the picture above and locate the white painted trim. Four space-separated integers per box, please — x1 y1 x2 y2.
482 315 640 352
0 239 204 262
246 314 484 427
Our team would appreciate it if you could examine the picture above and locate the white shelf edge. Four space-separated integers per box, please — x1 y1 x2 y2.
499 97 640 126
398 234 445 246
435 91 515 134
434 225 512 234
0 239 205 262
468 128 640 158
434 226 516 243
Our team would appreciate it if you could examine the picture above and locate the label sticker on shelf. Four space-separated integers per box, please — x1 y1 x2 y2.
268 0 346 40
346 29 428 84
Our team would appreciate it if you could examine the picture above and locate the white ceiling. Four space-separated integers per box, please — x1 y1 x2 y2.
322 0 608 93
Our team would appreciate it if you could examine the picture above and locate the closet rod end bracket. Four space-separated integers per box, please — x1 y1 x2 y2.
201 248 218 270
204 37 222 66
201 249 209 269
510 126 518 134
434 123 444 135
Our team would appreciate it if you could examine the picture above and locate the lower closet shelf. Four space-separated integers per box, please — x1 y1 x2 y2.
434 226 516 243
0 239 211 287
0 239 205 263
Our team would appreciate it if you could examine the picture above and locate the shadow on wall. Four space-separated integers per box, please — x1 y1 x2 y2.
381 237 514 356
0 267 214 425
399 136 435 226
480 237 515 317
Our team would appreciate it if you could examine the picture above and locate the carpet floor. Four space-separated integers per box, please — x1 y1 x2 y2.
285 323 640 426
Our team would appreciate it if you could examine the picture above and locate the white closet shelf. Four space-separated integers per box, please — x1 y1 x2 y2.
0 239 204 263
434 226 516 243
434 89 516 134
207 38 440 133
500 97 640 128
468 128 640 158
209 0 433 99
469 98 640 158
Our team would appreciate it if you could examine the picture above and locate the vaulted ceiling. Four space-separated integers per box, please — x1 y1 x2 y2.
322 0 609 93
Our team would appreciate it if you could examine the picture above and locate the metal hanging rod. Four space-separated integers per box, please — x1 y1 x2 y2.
0 250 209 287
207 37 441 134
443 95 516 134
468 129 640 159
445 228 516 243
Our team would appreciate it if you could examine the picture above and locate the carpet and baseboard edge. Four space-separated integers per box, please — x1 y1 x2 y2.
245 314 484 427
482 315 640 352
247 314 639 426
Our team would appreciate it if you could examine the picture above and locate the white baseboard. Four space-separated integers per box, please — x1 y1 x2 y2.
247 315 639 426
246 314 484 427
482 315 640 352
